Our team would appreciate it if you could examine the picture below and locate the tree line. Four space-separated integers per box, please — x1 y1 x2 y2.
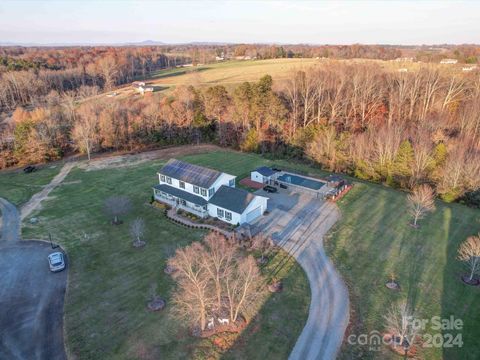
0 46 190 110
1 61 479 206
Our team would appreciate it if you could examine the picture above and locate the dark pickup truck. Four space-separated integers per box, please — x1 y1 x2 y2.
263 185 278 193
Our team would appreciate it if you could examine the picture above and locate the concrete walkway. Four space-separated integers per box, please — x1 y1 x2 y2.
252 190 350 360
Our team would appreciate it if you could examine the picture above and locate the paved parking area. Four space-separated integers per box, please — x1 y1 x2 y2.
1 196 67 360
0 241 67 360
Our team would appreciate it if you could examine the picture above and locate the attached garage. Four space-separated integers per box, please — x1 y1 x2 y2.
246 206 262 222
208 185 268 225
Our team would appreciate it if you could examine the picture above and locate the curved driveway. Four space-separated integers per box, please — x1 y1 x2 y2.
0 197 67 360
252 189 350 360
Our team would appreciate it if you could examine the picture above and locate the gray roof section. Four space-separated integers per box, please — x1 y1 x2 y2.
159 159 222 188
209 185 257 214
254 166 276 177
153 184 208 206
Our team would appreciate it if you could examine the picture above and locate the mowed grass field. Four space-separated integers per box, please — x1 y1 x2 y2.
325 184 480 359
0 164 61 205
20 151 311 360
5 148 479 359
149 58 319 88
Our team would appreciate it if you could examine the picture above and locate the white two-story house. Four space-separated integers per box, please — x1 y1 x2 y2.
153 159 268 225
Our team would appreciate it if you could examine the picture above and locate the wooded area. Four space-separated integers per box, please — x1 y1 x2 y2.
1 46 479 206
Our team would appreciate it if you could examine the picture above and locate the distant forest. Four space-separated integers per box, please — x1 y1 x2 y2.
0 44 479 207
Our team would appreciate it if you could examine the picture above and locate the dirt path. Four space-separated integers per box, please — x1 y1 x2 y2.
252 190 349 360
77 144 223 171
20 162 76 221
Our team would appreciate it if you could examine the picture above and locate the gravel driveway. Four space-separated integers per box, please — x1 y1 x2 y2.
252 189 350 360
0 198 67 360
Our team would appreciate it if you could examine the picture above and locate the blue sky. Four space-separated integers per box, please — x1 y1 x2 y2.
0 0 478 45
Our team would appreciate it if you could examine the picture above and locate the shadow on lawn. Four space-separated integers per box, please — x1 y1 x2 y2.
440 204 480 360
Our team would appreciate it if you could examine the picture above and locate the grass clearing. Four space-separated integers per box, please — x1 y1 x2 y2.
0 164 61 206
20 152 310 360
148 58 320 88
325 183 480 359
7 148 479 359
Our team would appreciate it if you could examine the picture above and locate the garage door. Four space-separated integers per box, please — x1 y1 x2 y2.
246 206 262 222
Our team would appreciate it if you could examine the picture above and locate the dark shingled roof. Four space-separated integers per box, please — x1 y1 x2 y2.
254 166 276 177
209 185 256 214
159 159 221 188
153 184 208 206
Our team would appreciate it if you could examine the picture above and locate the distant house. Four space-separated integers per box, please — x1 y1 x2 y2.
250 166 278 184
153 159 268 225
462 65 477 72
440 59 458 64
132 81 146 88
398 68 408 72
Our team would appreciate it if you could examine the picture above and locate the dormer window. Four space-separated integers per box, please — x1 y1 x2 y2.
160 175 165 182
179 181 185 189
208 188 214 197
229 179 235 187
201 188 207 196
193 186 199 194
166 176 172 184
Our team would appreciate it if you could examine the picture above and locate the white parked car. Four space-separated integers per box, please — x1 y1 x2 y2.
48 252 66 272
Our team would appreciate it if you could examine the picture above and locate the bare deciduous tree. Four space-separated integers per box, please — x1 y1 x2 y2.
383 301 420 356
202 232 237 311
225 255 263 323
457 233 480 283
168 242 213 331
407 184 436 227
103 195 132 225
130 217 146 247
168 232 264 332
71 104 99 161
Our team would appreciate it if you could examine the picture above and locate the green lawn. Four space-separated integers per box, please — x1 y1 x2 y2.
325 183 480 359
20 153 310 360
9 148 480 359
0 164 61 205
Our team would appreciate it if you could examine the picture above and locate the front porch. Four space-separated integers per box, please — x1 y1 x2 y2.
153 190 208 218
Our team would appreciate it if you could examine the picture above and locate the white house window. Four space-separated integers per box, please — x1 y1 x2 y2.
193 186 199 194
160 175 165 182
208 188 214 197
201 188 207 196
225 211 232 221
229 179 235 187
166 176 172 184
179 181 185 189
217 208 224 218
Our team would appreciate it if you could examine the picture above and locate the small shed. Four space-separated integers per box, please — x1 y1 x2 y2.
325 174 345 188
251 166 277 184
